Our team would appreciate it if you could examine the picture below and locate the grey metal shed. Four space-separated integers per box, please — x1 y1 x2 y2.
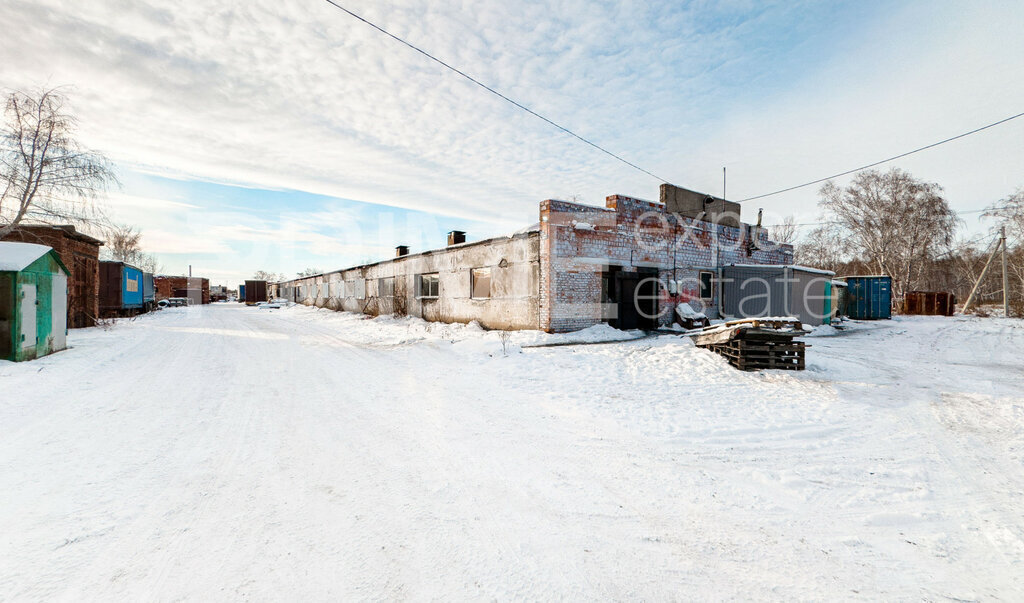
719 264 836 326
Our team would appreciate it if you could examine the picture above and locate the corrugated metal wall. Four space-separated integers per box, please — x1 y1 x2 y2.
789 269 829 326
903 291 955 316
721 265 834 325
720 266 789 318
844 276 892 319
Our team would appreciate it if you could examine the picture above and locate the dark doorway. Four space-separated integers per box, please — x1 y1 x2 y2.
607 268 659 330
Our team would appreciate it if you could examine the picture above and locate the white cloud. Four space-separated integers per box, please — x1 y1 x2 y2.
106 192 201 211
143 229 232 255
1 0 1020 247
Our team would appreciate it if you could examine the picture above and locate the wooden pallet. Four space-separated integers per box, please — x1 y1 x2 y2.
699 338 807 371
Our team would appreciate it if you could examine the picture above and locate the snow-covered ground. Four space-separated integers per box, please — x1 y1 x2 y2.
1 305 1022 600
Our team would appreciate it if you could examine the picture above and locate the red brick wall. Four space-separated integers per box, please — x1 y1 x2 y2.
1 226 102 328
154 276 211 303
539 195 793 332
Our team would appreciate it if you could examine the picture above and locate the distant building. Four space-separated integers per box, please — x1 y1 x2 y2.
0 225 104 328
274 185 795 332
154 275 210 304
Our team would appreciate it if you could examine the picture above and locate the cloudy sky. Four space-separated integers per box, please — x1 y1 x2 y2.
2 0 1022 285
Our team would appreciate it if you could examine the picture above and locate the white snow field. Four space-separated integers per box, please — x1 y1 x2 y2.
1 304 1022 600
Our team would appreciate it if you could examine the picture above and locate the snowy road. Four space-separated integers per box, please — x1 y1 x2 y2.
1 305 1022 600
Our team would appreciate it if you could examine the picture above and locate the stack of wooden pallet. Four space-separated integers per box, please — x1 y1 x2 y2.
690 317 808 371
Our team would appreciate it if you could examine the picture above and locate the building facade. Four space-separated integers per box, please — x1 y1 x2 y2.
0 225 103 328
275 186 793 332
154 276 211 304
276 231 541 330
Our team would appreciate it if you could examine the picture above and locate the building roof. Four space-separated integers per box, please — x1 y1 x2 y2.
7 224 104 246
274 229 540 285
0 242 55 271
726 263 836 276
838 274 892 280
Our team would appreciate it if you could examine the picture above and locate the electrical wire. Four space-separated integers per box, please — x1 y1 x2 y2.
320 0 668 183
318 0 1022 202
763 204 1017 231
739 111 1024 202
933 231 998 260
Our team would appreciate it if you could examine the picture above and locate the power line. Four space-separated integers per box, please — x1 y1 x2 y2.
763 205 1010 229
958 203 1015 215
933 231 997 260
739 111 1024 203
319 0 668 183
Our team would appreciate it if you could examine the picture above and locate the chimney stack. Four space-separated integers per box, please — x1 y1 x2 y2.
447 230 466 246
395 245 409 257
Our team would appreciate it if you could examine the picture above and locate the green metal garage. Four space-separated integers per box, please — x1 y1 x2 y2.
0 242 70 362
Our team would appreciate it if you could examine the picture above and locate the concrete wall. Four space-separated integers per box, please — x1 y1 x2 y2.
275 232 541 331
660 183 742 229
539 194 793 332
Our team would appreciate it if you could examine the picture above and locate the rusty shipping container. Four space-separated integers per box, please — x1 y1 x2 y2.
903 291 956 316
244 280 268 305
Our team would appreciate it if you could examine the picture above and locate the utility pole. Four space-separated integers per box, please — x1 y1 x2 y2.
1001 226 1009 317
962 236 1003 313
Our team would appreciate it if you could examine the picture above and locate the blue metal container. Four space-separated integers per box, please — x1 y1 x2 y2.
121 265 144 309
239 284 246 302
843 275 891 319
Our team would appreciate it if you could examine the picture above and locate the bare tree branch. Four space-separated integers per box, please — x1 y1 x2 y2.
815 168 960 301
769 215 798 247
99 222 161 273
0 87 117 237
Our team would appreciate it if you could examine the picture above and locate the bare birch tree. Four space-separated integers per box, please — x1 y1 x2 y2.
796 223 846 273
769 215 798 247
0 88 117 237
983 188 1024 243
818 168 959 301
252 270 286 283
982 188 1024 314
101 222 161 273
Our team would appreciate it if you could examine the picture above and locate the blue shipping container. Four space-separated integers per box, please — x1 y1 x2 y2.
843 275 892 319
121 265 144 309
239 284 246 302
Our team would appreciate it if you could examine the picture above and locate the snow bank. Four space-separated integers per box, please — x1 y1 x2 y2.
277 304 645 354
804 324 839 337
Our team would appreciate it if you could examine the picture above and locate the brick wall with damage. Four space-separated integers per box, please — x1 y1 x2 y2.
539 193 792 333
275 232 541 331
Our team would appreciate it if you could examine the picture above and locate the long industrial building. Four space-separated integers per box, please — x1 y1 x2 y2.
273 184 796 332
